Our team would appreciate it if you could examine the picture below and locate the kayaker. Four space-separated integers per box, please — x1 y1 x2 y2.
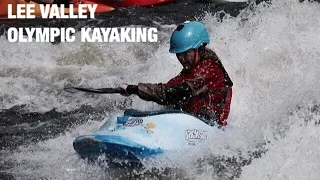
119 21 233 126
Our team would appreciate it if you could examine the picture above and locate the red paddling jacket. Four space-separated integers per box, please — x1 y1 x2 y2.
127 49 233 126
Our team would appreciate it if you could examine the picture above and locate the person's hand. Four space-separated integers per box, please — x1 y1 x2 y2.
119 83 130 97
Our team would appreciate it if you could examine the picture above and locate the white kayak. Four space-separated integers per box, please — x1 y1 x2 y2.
73 109 219 166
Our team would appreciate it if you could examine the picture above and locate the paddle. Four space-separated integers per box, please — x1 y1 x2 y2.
64 87 126 94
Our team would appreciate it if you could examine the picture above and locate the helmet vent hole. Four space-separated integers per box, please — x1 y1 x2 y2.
176 25 184 31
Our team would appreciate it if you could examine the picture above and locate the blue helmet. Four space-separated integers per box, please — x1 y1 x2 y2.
169 21 210 54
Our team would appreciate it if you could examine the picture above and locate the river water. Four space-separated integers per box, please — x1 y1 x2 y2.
0 0 320 179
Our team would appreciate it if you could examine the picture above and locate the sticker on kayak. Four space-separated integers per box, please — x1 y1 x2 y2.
185 129 208 140
123 118 143 127
142 122 156 133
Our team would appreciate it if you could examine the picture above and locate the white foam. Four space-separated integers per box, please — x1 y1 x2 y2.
239 103 320 180
1 0 320 179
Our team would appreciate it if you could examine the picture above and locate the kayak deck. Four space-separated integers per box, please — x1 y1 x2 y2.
73 110 216 167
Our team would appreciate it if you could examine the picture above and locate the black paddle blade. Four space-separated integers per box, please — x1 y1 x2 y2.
64 87 126 94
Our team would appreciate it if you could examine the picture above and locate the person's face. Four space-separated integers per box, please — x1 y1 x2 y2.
176 49 198 70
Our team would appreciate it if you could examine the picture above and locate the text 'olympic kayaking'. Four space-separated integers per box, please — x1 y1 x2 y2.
6 3 159 43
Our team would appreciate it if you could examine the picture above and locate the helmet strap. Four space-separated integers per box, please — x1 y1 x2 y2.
194 49 200 66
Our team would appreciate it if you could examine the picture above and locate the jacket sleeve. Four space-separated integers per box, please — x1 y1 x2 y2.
126 61 226 105
126 82 193 105
139 82 193 105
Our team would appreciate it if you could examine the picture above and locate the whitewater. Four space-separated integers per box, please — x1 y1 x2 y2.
0 0 319 179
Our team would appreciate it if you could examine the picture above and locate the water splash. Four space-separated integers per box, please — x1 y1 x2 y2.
1 0 320 179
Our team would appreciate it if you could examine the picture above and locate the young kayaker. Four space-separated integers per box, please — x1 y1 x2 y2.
119 21 233 126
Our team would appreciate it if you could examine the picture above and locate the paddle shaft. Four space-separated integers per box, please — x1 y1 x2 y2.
64 87 126 94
